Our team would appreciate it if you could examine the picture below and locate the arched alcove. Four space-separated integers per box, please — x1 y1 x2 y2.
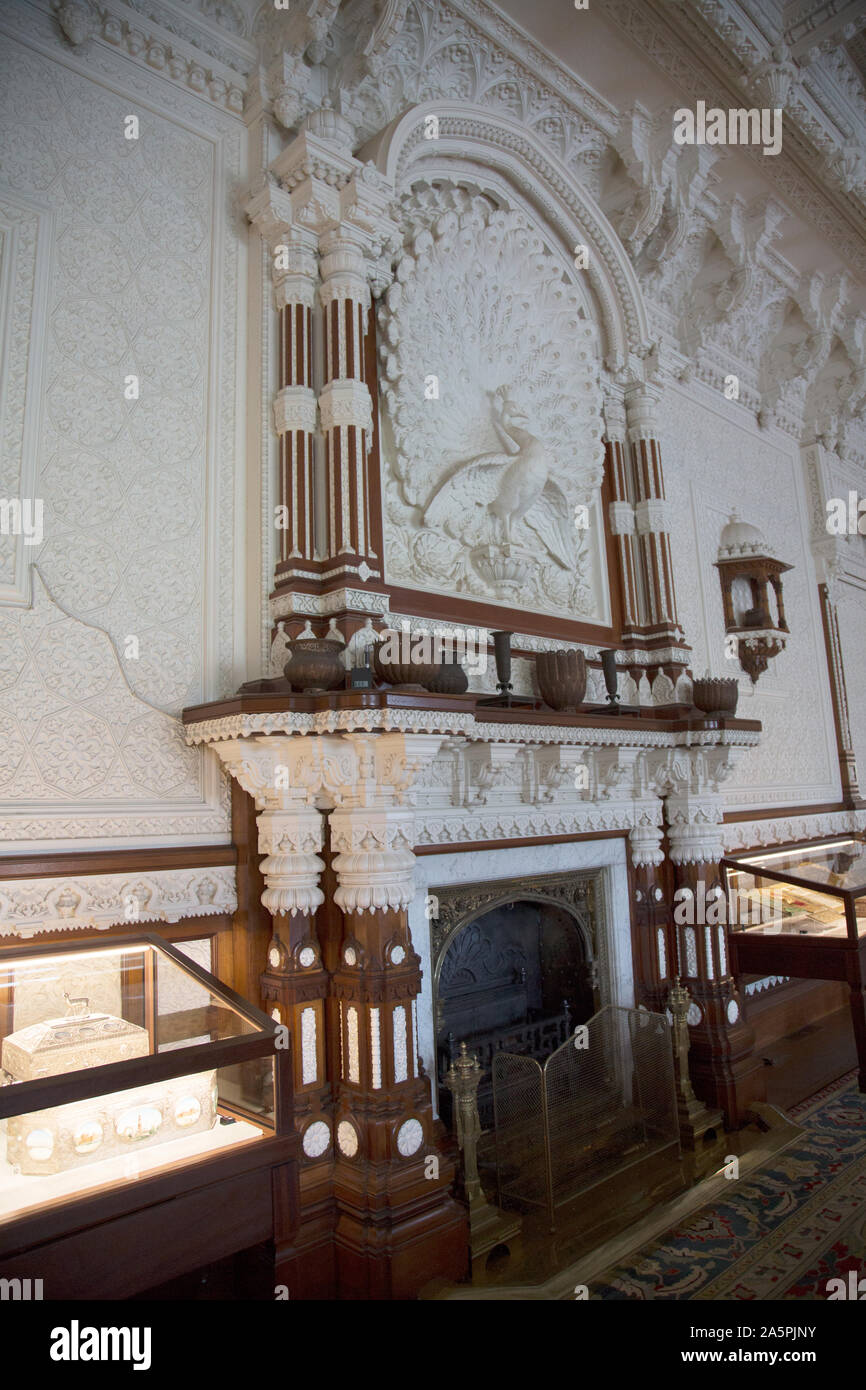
432 888 600 1130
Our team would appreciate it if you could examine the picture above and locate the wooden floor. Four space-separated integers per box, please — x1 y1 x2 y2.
761 1005 857 1110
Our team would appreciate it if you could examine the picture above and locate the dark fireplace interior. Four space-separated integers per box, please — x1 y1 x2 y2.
435 898 595 1130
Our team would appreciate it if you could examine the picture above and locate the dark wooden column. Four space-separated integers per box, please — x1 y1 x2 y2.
327 736 468 1298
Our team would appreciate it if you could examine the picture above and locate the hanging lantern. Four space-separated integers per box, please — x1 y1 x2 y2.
714 514 792 685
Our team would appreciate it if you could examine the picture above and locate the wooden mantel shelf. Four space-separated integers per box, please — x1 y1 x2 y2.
182 686 761 747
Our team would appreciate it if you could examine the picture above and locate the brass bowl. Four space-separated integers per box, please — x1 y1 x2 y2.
372 641 439 690
283 638 345 693
423 660 469 695
692 677 739 717
535 649 587 711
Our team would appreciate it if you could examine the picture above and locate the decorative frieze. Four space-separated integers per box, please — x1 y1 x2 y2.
0 865 237 937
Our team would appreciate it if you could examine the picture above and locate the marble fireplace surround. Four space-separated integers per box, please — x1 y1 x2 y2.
409 841 631 1102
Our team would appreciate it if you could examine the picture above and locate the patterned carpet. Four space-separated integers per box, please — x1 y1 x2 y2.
590 1071 866 1300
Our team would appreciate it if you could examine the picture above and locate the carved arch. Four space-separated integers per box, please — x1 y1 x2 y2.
362 101 651 365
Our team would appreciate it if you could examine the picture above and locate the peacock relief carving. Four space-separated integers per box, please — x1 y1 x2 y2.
377 186 608 618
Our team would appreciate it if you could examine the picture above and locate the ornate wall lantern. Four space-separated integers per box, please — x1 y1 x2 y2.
714 514 792 685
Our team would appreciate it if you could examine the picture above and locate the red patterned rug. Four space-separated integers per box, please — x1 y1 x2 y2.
590 1070 866 1300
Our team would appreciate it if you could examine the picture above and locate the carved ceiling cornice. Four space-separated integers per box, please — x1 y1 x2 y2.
606 0 866 275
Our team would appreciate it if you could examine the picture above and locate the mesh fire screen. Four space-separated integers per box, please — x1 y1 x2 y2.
492 1006 679 1230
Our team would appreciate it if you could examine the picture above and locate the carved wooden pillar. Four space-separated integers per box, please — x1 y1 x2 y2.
628 818 675 1016
818 579 863 807
327 732 468 1298
604 394 643 641
662 747 764 1125
318 225 384 588
273 230 319 591
214 738 334 1154
205 736 337 1294
626 385 682 645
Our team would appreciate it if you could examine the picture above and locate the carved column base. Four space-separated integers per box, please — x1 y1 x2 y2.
332 1160 468 1299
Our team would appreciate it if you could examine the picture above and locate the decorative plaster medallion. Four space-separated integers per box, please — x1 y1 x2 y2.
302 1120 331 1159
298 946 316 967
390 944 405 965
396 1118 423 1157
337 1120 359 1158
727 999 740 1025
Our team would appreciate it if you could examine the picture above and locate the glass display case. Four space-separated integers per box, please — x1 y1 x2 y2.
721 837 866 944
0 933 285 1233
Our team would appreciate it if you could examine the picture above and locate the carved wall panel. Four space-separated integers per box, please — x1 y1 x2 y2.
0 12 244 843
662 386 840 808
377 183 609 622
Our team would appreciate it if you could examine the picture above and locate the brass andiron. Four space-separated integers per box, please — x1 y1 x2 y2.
668 978 724 1159
444 1042 521 1279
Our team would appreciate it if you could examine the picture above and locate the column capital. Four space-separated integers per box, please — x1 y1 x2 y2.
625 383 663 441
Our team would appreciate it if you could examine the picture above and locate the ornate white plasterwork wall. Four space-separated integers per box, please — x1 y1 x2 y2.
0 1 246 846
661 381 841 809
0 572 228 845
836 579 866 791
377 182 609 620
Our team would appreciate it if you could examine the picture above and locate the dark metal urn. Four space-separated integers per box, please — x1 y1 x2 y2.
692 676 739 718
371 640 439 690
283 637 346 693
424 659 469 695
535 649 587 711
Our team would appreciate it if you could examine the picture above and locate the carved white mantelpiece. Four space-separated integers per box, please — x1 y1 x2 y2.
188 716 759 869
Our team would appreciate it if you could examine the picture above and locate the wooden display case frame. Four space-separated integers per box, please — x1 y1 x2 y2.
0 933 299 1299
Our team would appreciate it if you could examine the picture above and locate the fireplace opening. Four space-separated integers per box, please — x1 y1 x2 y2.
435 898 597 1131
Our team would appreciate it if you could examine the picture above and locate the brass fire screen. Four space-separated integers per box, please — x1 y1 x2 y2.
492 1006 679 1230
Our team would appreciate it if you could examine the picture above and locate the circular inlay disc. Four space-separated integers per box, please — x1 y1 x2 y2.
344 946 357 966
652 886 663 902
73 1121 103 1154
25 1129 54 1161
396 1118 423 1157
116 1106 162 1142
686 1003 702 1027
268 947 281 968
727 999 740 1024
174 1096 202 1128
337 1120 358 1157
390 944 405 965
299 946 315 968
302 1120 331 1158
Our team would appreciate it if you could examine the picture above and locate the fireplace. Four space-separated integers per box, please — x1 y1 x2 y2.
409 841 634 1124
432 887 599 1128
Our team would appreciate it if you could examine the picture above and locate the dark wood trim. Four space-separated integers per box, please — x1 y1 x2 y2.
0 1131 297 1262
379 583 620 647
0 844 235 881
184 686 761 734
723 801 854 823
